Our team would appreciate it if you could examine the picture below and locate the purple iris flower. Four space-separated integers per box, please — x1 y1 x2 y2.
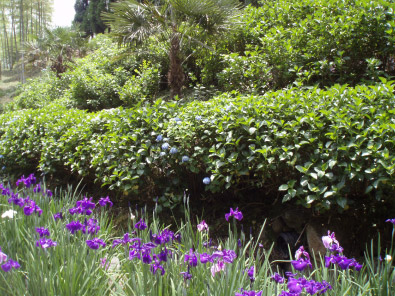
271 272 285 283
1 259 20 272
150 259 165 275
36 227 50 238
225 207 243 221
36 238 57 249
197 220 209 232
66 221 84 234
185 249 198 267
82 218 100 235
98 196 113 207
113 233 133 248
180 270 192 280
291 258 312 271
53 212 63 221
71 197 96 215
8 193 24 207
200 253 212 264
135 218 147 230
33 184 41 193
247 266 255 282
86 238 106 250
129 249 141 260
16 174 36 188
142 250 153 264
287 278 303 294
158 248 170 262
235 289 263 296
322 231 343 253
386 218 395 225
23 199 42 216
45 190 53 197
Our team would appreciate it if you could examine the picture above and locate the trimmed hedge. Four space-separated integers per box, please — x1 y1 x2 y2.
0 82 394 211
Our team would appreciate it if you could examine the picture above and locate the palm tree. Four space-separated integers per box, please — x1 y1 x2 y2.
102 0 242 97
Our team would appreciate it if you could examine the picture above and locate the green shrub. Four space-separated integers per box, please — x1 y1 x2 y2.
119 60 161 107
5 71 70 111
0 82 394 212
215 0 395 90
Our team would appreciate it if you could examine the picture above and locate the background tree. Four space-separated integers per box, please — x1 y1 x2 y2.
102 0 242 97
73 0 115 37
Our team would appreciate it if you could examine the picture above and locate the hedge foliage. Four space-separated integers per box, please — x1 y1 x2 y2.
0 81 394 211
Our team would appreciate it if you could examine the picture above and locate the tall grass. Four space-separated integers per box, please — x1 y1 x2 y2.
0 174 394 295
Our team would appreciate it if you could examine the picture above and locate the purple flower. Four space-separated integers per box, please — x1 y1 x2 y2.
180 269 192 280
142 250 153 264
135 218 147 230
45 190 53 197
82 218 100 235
98 196 113 207
1 259 20 272
247 266 255 282
225 207 243 221
66 221 84 234
36 238 57 249
156 135 163 142
86 238 106 250
7 193 24 207
23 199 42 216
271 272 285 283
150 259 165 275
197 220 209 232
74 197 96 215
158 248 170 262
129 250 141 260
113 233 133 248
235 289 263 296
36 227 50 238
53 212 63 221
287 278 303 294
200 252 212 264
16 174 36 188
386 218 395 225
291 258 312 271
203 177 211 185
33 184 41 193
185 249 198 267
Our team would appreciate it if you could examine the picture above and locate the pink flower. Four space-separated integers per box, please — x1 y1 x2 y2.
211 260 225 277
197 220 209 232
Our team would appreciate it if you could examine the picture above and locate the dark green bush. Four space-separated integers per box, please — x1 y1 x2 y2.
0 82 394 212
214 0 395 91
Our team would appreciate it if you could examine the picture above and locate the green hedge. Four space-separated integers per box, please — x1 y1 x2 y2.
0 82 394 211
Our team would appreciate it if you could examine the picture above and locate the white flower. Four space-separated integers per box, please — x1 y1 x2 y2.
130 213 136 221
385 255 392 263
1 210 17 219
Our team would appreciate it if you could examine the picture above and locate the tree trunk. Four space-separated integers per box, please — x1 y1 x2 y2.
168 32 184 98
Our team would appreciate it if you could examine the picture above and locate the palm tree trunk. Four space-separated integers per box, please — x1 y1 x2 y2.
168 32 184 98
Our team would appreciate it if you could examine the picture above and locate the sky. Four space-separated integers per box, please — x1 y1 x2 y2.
52 0 76 28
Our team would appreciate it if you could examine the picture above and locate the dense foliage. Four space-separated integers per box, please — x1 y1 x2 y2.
0 82 394 212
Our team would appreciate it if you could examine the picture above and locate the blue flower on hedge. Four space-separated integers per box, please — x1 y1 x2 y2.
86 238 106 250
182 156 189 162
161 143 170 150
156 135 163 142
195 116 202 121
170 147 178 154
203 177 211 185
160 152 166 157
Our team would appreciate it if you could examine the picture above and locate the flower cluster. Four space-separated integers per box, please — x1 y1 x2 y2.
235 289 263 296
0 247 20 272
8 194 43 216
36 238 57 249
16 174 36 188
69 197 96 215
273 272 332 296
322 231 362 271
